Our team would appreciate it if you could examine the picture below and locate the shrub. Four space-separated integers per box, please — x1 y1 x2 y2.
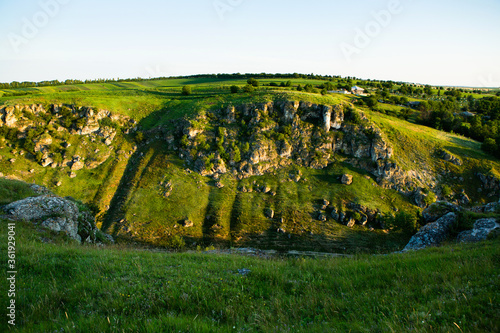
441 185 453 198
233 145 241 163
35 151 44 162
247 78 259 87
182 85 192 95
180 135 189 147
243 84 254 93
230 85 239 94
135 131 144 143
482 138 497 154
99 117 119 129
385 211 418 235
241 142 250 154
166 235 185 249
344 107 362 124
424 192 437 206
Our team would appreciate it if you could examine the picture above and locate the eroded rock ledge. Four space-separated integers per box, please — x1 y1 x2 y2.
172 100 421 192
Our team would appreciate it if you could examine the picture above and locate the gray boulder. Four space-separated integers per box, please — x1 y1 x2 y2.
2 195 101 243
457 218 499 243
402 212 457 251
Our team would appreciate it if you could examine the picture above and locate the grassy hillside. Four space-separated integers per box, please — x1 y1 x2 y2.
1 220 498 332
1 77 499 252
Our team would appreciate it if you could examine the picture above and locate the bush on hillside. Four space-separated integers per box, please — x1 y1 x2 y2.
384 211 419 235
247 78 259 87
182 85 192 95
243 84 255 93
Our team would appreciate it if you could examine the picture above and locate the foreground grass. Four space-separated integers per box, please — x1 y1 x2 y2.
1 221 498 332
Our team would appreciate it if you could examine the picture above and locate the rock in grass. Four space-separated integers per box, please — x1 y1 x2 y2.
264 208 274 219
402 212 457 251
1 195 102 243
457 218 499 243
181 219 194 228
341 174 353 185
317 212 327 222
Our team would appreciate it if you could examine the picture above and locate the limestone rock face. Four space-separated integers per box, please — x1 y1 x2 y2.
457 218 499 243
3 107 18 127
282 101 300 123
330 105 344 130
402 212 457 251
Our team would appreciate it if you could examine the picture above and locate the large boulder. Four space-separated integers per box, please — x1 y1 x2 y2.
402 212 457 251
457 218 499 243
2 195 102 243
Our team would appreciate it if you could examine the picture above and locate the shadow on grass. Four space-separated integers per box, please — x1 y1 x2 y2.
116 225 409 255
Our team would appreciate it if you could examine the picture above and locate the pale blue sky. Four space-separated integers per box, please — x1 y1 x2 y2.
1 0 499 86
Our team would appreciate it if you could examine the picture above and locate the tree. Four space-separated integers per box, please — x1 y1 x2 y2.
424 85 433 96
135 131 144 143
385 211 418 235
182 85 192 95
230 85 239 93
482 138 497 154
247 78 259 87
243 84 254 93
365 96 378 109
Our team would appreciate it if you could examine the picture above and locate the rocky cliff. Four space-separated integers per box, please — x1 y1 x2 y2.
0 103 137 173
174 100 422 192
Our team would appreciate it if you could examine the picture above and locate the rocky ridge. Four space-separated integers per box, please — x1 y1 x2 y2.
174 100 424 193
0 104 137 172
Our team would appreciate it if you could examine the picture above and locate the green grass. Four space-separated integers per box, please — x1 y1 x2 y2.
0 178 37 205
1 220 498 332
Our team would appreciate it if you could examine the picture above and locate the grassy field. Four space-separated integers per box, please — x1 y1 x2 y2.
0 220 498 332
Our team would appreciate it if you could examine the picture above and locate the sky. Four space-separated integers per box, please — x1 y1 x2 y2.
0 0 499 87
